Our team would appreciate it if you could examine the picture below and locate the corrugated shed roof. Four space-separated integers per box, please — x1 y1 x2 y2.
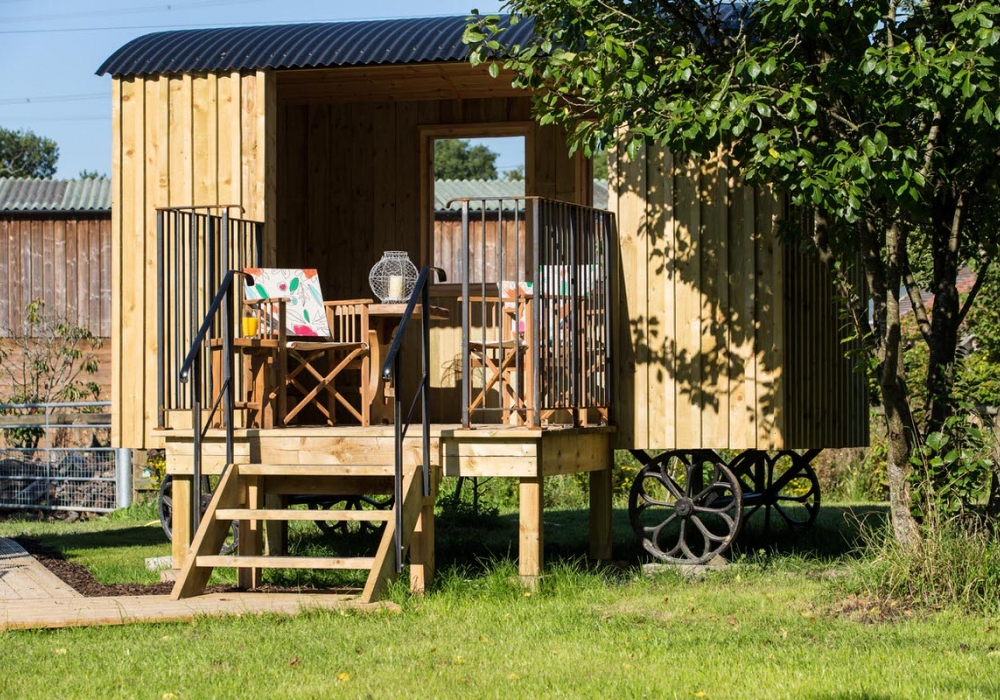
97 15 534 77
435 178 609 212
0 177 111 213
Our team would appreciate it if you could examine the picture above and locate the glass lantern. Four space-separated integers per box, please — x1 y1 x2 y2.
369 251 418 303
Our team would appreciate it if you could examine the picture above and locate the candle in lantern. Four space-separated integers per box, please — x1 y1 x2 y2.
387 274 404 300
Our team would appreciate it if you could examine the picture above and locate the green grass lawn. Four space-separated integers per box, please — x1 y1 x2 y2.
1 499 998 699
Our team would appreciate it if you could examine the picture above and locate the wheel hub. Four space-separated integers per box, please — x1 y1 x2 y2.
675 497 694 518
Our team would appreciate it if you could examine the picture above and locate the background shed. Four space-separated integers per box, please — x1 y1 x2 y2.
0 177 112 398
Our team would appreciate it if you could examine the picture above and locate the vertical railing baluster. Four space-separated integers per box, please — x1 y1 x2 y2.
461 201 471 429
157 211 166 429
532 200 541 428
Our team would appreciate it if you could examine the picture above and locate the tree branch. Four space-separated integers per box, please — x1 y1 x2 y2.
957 256 991 327
901 247 933 345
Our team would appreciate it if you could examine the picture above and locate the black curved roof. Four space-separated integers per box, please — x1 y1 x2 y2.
97 15 533 77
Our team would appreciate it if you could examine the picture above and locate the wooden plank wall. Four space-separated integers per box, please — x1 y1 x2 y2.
0 215 111 338
611 140 867 450
783 245 869 448
433 218 526 285
111 71 272 449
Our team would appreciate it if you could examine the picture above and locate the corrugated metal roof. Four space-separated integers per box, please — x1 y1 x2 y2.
435 179 609 212
97 15 534 77
0 177 111 213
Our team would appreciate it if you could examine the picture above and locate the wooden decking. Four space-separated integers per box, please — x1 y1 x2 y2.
162 422 616 593
0 538 396 631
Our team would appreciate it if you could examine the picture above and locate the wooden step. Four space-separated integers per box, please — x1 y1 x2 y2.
196 555 375 570
236 464 397 477
215 508 390 522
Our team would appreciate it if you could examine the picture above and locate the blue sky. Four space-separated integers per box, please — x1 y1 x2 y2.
0 0 524 179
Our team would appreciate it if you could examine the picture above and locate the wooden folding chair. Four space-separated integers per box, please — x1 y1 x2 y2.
241 268 372 427
467 281 534 425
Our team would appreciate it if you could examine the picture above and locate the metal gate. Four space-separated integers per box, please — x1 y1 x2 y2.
0 401 130 512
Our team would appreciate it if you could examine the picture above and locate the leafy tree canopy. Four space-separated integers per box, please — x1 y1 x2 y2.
434 139 499 180
78 169 105 179
467 0 1000 542
0 127 58 178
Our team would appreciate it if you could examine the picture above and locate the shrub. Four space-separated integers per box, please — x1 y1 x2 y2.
850 515 1000 615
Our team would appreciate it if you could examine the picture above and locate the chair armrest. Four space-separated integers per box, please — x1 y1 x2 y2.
322 298 373 307
244 297 291 306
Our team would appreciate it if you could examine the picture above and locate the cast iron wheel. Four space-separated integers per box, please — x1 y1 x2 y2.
158 475 239 555
309 494 393 536
628 450 743 564
727 450 821 531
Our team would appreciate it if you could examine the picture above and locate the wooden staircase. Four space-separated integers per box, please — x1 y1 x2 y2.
170 462 430 603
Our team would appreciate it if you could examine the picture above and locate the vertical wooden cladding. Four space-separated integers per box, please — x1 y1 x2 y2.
612 142 866 450
784 245 869 448
0 216 111 337
111 71 272 448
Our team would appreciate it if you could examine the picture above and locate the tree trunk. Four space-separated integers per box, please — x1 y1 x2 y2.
882 378 922 549
881 220 922 549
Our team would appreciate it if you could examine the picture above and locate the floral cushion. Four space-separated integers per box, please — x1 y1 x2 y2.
242 268 331 337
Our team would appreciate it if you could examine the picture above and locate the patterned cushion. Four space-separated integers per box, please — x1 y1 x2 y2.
242 268 331 337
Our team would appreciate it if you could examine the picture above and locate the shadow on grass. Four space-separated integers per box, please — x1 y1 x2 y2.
432 502 890 575
26 525 169 552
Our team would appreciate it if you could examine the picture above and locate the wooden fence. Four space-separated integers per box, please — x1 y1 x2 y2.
0 215 111 338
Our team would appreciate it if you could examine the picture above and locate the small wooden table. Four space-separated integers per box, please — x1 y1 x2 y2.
211 337 285 429
367 303 449 425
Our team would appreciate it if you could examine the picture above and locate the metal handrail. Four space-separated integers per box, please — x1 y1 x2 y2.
381 265 446 573
178 269 242 531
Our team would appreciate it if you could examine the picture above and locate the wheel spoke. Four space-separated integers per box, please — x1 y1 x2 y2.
639 486 675 509
693 491 738 515
646 511 679 542
678 521 700 561
658 468 686 501
691 513 734 542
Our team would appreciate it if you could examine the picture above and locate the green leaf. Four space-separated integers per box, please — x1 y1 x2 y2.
489 62 500 78
289 277 300 292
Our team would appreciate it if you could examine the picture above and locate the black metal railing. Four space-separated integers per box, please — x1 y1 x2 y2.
157 206 261 428
177 269 243 532
381 265 446 573
450 196 614 428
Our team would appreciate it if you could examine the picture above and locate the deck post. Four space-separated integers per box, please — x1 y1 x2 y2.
588 448 614 561
518 475 544 586
238 474 263 589
264 493 287 555
171 476 193 569
409 473 437 594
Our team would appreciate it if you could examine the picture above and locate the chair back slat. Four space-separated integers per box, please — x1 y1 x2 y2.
325 299 372 344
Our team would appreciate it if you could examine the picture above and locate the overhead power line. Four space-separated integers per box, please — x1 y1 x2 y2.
0 115 108 123
3 0 265 23
0 93 105 106
0 12 467 35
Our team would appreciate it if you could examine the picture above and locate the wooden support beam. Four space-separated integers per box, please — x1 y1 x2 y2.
170 476 192 570
237 475 262 590
409 473 438 595
588 461 614 562
518 476 544 587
